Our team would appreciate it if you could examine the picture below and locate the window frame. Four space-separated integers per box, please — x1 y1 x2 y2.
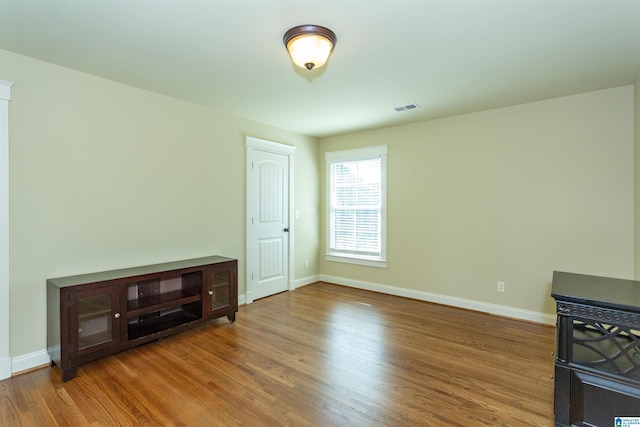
325 145 387 268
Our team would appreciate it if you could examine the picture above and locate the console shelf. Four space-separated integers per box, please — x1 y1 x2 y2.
127 290 201 317
47 256 237 381
128 309 201 340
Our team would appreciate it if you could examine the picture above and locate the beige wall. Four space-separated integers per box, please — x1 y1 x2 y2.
0 50 319 358
319 86 635 317
1 46 636 362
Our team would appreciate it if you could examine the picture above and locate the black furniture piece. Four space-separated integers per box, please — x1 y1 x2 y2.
47 256 237 381
551 271 640 426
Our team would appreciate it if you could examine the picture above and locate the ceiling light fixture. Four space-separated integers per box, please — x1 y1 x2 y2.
283 24 337 71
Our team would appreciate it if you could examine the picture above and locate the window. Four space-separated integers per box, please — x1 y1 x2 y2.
326 145 387 268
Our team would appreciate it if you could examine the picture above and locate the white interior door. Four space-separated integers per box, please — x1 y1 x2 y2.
246 138 295 303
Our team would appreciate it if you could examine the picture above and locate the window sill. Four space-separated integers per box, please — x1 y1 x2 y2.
325 254 387 268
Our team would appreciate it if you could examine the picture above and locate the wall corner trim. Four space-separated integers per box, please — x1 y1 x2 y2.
0 80 14 101
0 79 13 380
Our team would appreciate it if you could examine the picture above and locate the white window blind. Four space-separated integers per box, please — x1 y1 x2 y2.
326 145 387 267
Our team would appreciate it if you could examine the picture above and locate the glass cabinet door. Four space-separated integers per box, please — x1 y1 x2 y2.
70 286 120 357
207 267 231 313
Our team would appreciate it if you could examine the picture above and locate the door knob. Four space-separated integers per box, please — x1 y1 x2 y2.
284 227 290 232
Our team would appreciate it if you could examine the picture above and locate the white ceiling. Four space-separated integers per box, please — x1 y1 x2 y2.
1 0 639 138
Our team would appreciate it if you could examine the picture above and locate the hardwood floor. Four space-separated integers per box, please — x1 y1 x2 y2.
1 282 556 426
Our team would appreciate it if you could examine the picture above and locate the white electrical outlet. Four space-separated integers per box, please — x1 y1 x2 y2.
304 260 309 269
497 281 506 292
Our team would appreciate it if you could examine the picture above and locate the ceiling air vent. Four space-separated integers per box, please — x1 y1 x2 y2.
393 103 421 112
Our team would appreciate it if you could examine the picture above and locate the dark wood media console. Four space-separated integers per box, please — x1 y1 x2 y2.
47 256 237 381
551 271 640 426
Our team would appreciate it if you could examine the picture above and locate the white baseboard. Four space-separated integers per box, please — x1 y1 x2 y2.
12 349 50 375
319 274 556 325
293 274 320 290
0 356 11 380
242 274 319 305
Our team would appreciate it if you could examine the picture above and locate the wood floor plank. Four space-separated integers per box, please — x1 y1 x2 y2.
0 282 555 426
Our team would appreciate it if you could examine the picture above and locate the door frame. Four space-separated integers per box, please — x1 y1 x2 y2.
0 80 14 380
245 136 295 304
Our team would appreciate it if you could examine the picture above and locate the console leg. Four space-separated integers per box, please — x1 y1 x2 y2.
61 367 77 382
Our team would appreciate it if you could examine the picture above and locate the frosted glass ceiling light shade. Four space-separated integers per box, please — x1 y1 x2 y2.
284 25 337 70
